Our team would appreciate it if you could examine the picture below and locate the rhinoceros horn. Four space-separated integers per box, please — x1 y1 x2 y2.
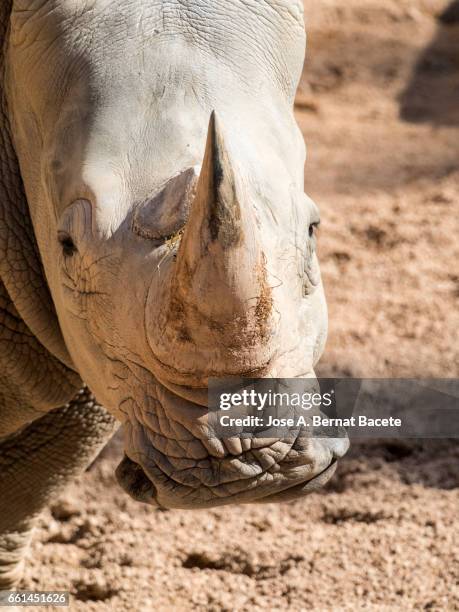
172 112 273 346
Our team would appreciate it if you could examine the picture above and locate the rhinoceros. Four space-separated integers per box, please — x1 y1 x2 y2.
0 0 348 587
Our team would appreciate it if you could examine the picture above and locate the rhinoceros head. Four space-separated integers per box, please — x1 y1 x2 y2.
5 0 348 508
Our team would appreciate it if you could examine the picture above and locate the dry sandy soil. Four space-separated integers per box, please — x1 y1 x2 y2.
17 1 459 610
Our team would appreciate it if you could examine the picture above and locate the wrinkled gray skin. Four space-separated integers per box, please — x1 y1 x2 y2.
0 0 348 587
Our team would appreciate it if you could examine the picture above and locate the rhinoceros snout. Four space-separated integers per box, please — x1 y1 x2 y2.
116 383 349 510
116 435 348 509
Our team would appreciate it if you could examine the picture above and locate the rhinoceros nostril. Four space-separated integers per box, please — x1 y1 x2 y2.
115 454 160 505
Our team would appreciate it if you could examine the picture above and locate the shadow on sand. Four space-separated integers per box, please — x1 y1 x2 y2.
400 1 459 125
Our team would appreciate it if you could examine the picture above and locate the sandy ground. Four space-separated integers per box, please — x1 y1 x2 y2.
17 1 459 610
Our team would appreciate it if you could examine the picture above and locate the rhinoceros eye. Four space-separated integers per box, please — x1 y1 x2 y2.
309 221 320 242
58 231 77 257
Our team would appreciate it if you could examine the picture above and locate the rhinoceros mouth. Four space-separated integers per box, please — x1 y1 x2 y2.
114 375 348 509
256 458 339 503
115 452 339 508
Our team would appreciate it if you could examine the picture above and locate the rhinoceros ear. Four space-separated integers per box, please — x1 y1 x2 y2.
0 3 81 414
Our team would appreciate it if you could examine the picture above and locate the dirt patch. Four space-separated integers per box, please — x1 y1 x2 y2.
18 2 459 610
21 438 459 611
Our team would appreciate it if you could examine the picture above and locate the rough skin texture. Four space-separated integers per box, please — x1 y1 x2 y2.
0 390 116 588
0 1 81 426
0 2 116 587
0 0 335 584
1 0 347 519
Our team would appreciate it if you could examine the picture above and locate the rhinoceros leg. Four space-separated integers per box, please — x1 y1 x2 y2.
0 390 116 588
